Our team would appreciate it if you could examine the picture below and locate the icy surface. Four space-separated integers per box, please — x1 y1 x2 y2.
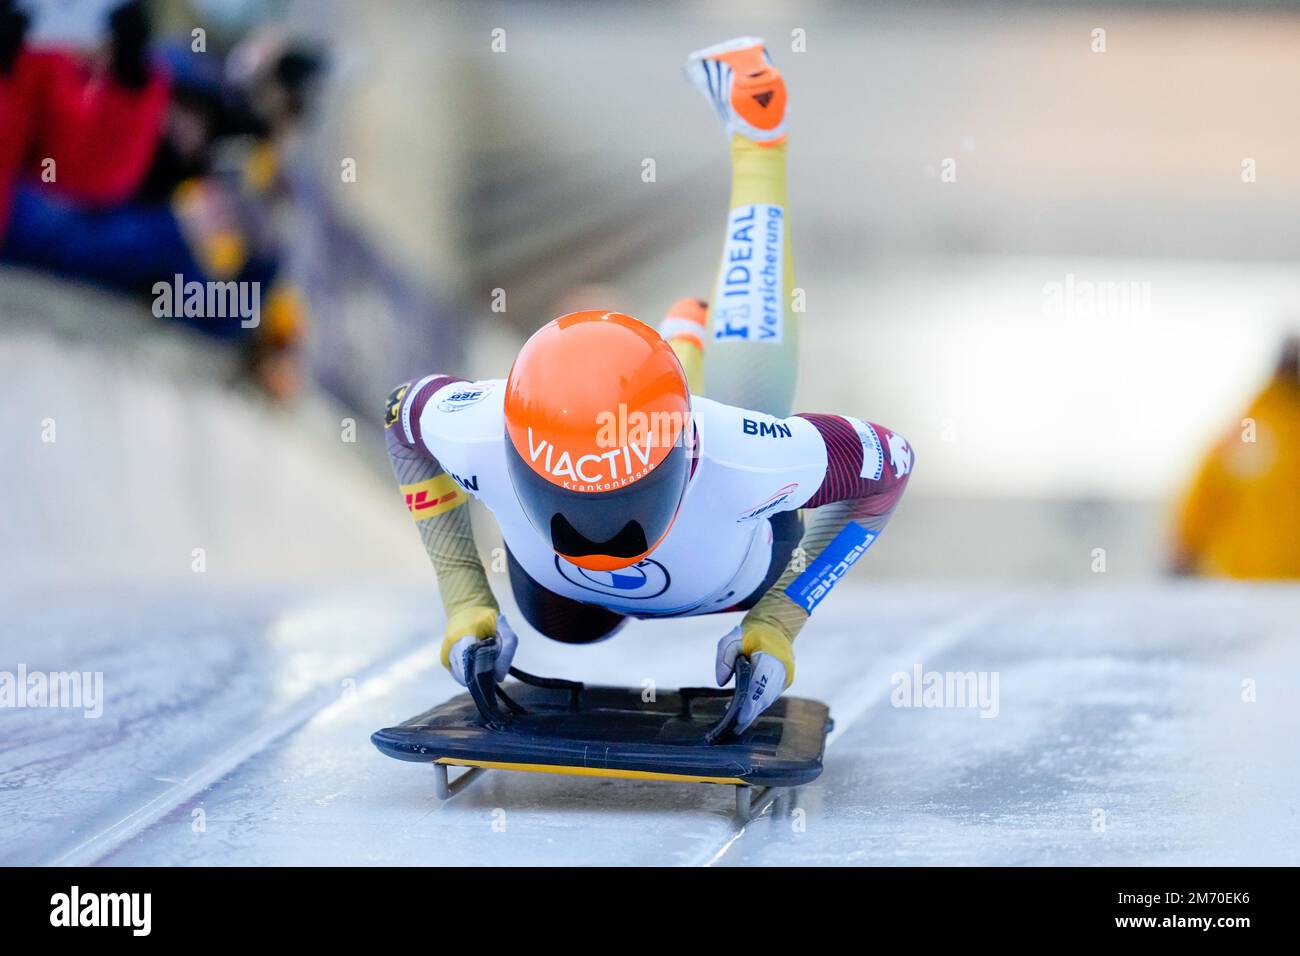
2 582 1297 866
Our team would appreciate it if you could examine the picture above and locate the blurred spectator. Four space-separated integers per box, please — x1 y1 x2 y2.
1172 334 1300 578
0 0 321 400
0 0 168 219
0 0 33 229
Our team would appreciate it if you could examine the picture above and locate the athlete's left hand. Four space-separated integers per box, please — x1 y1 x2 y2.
715 622 795 733
442 608 517 687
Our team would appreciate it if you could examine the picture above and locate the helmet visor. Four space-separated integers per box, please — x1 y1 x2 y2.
505 434 690 571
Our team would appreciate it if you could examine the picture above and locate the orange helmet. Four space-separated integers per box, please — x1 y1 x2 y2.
504 311 693 571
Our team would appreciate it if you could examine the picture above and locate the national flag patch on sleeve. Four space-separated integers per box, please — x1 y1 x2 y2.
400 474 464 521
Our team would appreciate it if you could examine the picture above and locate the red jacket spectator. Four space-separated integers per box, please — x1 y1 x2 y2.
25 49 169 207
0 39 40 232
1 45 168 238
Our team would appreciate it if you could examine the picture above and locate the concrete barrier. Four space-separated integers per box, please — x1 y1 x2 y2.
0 267 425 587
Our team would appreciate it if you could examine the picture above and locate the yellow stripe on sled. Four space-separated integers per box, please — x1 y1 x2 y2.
436 757 745 786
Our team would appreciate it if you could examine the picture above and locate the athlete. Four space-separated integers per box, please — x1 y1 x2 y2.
384 38 914 732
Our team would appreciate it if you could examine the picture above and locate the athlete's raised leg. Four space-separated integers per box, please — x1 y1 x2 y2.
657 296 708 393
684 37 797 417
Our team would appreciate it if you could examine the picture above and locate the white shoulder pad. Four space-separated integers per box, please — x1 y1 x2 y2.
692 397 827 511
419 379 505 450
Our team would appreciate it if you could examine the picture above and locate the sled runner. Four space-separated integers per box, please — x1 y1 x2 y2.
371 638 833 822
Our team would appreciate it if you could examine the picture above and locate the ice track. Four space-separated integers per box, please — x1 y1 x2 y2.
3 581 1298 866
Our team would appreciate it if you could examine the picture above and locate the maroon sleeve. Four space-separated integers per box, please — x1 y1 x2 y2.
796 413 914 514
383 375 465 455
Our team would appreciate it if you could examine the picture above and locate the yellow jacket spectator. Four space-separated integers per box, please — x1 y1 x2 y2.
1173 336 1300 578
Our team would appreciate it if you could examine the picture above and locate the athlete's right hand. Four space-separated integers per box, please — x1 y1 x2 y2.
440 608 517 686
715 622 795 734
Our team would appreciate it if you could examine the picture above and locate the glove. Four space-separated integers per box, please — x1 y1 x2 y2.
440 607 517 687
715 621 795 734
